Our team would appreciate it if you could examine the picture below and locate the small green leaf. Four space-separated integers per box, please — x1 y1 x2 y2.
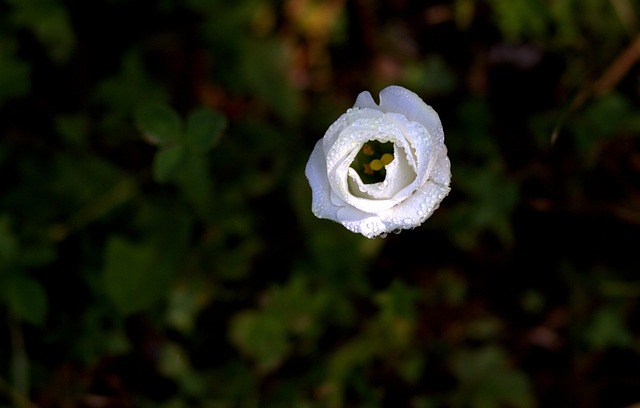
0 55 31 105
229 310 290 372
134 103 182 145
8 0 76 64
153 145 187 183
1 274 48 326
185 108 226 152
102 236 160 315
584 307 633 350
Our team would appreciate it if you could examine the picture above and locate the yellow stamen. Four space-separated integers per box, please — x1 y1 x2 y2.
381 153 394 165
369 159 383 171
362 144 374 156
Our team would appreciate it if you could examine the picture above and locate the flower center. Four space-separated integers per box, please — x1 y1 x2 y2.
350 140 395 184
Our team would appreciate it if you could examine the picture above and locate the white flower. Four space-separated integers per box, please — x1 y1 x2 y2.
305 85 451 238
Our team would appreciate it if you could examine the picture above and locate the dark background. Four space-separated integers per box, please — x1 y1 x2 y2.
1 0 640 407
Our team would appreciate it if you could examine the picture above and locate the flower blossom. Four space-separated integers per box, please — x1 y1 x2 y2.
305 85 451 238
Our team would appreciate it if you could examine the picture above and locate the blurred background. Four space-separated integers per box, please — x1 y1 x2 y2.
1 0 640 407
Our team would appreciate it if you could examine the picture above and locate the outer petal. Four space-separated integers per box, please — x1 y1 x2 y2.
377 180 450 232
305 140 341 220
334 180 450 238
335 206 387 238
355 86 444 145
322 108 383 157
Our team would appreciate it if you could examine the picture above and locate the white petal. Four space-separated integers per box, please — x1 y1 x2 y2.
430 147 451 187
305 140 341 220
325 115 421 214
322 108 383 158
356 86 444 145
346 143 416 200
377 180 451 232
335 206 387 239
354 90 378 109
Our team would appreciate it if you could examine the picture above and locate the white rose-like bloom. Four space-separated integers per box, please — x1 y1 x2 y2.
305 85 451 238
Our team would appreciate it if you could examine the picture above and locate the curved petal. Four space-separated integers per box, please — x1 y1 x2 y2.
335 206 387 238
305 141 341 220
354 90 378 110
346 143 416 200
322 108 383 156
430 146 451 187
377 180 451 232
356 86 444 145
326 118 421 214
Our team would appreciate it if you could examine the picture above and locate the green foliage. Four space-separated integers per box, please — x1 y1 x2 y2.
1 273 47 326
451 347 534 408
487 0 548 41
583 306 634 350
153 145 188 183
6 0 76 64
0 40 31 105
102 236 168 315
185 108 226 153
135 103 183 146
135 104 227 183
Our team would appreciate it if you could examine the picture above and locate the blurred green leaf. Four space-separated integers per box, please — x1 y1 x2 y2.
375 279 421 321
583 306 633 350
185 108 226 153
403 55 457 97
572 93 638 154
159 342 208 398
1 274 48 325
488 0 548 41
238 39 301 123
135 103 182 145
0 49 31 104
55 114 89 146
176 155 214 218
166 279 212 334
153 145 187 183
230 310 290 373
451 347 534 408
102 236 162 315
94 51 169 117
8 0 76 64
448 163 518 249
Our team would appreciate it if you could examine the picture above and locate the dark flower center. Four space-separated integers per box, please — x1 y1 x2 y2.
350 140 395 184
